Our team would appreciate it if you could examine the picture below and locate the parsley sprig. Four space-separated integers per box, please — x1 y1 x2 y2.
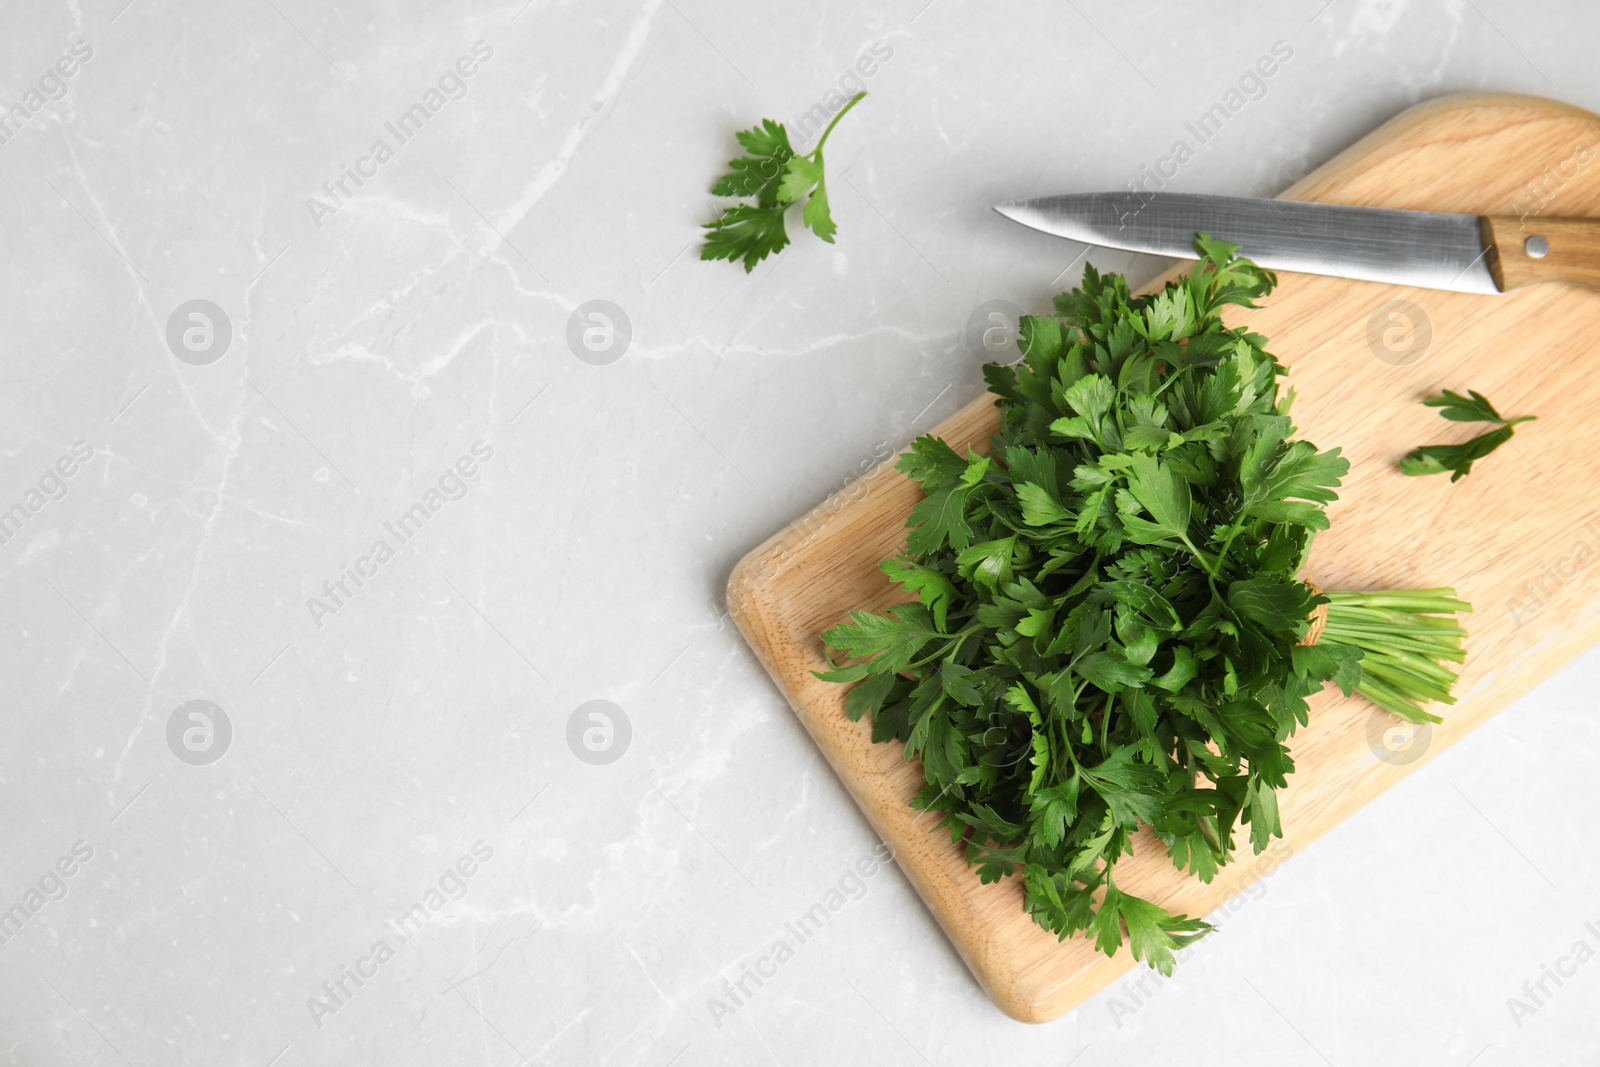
1401 389 1535 481
817 238 1470 973
701 93 866 271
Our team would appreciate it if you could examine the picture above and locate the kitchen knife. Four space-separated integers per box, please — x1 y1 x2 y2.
992 191 1600 294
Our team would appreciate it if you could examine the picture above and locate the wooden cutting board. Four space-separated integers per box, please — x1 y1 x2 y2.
726 93 1600 1023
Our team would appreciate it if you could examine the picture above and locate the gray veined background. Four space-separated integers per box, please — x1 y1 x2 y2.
1 0 1597 1064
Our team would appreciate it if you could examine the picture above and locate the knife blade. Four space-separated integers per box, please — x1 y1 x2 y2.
992 191 1600 295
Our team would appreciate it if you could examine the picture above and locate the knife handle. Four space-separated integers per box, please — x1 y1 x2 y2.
1480 216 1600 292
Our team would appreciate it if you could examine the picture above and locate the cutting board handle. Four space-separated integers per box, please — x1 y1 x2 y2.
1481 215 1600 291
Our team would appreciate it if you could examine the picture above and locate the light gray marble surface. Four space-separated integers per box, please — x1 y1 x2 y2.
2 0 1597 1064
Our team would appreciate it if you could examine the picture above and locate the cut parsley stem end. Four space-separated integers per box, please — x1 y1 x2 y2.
1318 588 1471 724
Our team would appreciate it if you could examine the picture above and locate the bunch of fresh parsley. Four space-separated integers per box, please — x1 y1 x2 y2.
817 237 1469 973
701 93 865 271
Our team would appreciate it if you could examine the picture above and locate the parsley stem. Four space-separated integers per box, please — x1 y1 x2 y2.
1179 532 1219 579
1205 515 1249 581
905 626 980 670
810 91 867 156
1149 361 1200 399
1319 588 1469 724
1194 811 1223 854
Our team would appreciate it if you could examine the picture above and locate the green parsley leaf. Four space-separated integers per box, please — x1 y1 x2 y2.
700 203 791 273
1402 388 1535 481
880 556 958 632
702 93 865 271
1122 455 1194 549
897 434 968 490
1114 886 1212 976
1424 388 1525 425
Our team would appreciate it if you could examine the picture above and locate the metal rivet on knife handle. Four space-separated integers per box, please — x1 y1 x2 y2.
1479 215 1600 291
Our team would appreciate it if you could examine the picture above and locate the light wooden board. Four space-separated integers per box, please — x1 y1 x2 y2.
726 93 1600 1023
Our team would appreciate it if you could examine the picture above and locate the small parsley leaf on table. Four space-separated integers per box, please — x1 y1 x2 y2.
701 93 866 272
1402 388 1535 481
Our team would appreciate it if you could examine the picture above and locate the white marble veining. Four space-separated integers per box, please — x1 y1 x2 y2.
2 0 1598 1064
